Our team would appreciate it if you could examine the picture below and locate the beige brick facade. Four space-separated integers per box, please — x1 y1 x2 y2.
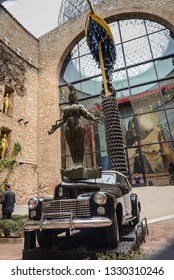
1 1 174 204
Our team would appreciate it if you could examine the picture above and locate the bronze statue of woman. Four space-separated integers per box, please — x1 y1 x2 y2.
48 85 98 168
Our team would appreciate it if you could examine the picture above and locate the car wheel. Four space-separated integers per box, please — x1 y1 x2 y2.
37 230 54 247
105 213 119 248
24 231 36 249
132 198 140 226
133 206 140 226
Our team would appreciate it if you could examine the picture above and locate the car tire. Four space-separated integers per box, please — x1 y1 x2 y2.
105 213 119 248
37 230 54 247
24 231 36 249
131 195 140 226
133 207 140 226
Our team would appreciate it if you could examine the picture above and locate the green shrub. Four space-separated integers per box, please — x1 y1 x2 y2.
0 220 4 236
0 215 28 237
3 219 19 237
96 248 145 260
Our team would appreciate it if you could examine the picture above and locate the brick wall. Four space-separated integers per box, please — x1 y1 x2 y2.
0 5 39 203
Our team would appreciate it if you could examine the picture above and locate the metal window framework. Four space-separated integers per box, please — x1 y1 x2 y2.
59 14 174 184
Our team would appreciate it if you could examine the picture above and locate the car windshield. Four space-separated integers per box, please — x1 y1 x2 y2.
85 174 116 184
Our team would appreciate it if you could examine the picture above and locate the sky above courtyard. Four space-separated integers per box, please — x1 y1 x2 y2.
2 0 61 37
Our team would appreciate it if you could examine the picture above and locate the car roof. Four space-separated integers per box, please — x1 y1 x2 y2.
63 170 127 185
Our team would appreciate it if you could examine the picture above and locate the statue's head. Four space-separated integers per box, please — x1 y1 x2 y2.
68 84 78 104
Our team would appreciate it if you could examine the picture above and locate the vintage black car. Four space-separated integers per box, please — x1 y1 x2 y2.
24 170 141 249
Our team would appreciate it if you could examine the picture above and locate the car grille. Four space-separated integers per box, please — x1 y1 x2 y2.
42 199 90 220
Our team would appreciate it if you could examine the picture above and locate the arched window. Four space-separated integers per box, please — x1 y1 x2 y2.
59 19 174 186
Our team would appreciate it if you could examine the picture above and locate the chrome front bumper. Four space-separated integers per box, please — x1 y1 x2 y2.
24 217 112 232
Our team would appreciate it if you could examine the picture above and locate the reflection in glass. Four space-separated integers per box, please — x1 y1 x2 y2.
159 79 174 109
117 88 130 105
166 108 174 139
127 147 143 176
136 111 168 141
141 142 174 173
131 83 163 114
118 99 133 118
122 117 138 146
155 57 174 80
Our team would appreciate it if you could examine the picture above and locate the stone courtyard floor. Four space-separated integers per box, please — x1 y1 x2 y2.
140 218 174 259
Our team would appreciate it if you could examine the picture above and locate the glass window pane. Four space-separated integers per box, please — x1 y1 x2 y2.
127 147 143 176
120 19 146 42
131 83 164 114
145 20 166 33
113 70 128 87
119 99 133 118
166 108 174 139
75 79 103 96
137 111 170 142
63 57 81 83
155 57 174 79
110 21 120 44
123 37 152 67
114 44 125 69
164 34 174 56
159 79 174 109
128 62 156 86
140 142 173 173
149 30 170 59
122 117 138 146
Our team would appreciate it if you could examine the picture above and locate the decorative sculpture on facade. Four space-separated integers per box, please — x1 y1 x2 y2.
3 93 11 114
1 134 8 159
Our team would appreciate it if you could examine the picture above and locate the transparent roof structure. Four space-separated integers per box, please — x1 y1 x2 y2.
58 0 103 26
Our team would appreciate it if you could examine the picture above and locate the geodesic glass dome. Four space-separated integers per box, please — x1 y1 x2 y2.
58 0 103 26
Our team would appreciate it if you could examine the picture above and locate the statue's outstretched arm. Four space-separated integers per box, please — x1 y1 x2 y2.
48 117 66 135
80 105 101 123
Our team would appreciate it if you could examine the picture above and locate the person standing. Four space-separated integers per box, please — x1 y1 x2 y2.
0 183 16 219
134 173 141 184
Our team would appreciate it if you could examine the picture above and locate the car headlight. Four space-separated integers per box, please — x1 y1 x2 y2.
97 206 105 215
93 192 107 205
29 210 37 218
28 197 38 209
